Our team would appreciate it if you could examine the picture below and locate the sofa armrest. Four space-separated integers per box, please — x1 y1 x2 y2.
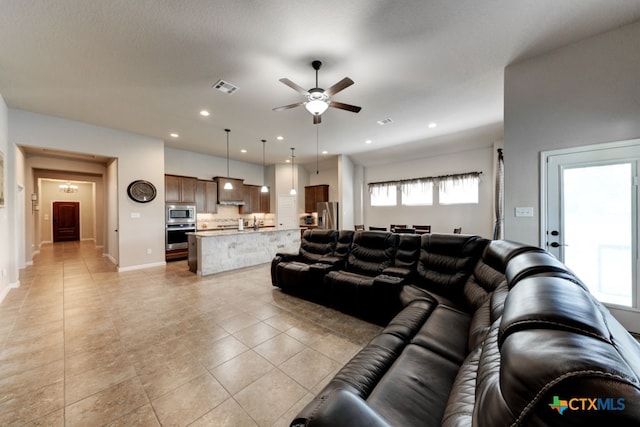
373 274 406 289
309 262 338 275
275 252 300 263
381 266 412 279
291 388 391 427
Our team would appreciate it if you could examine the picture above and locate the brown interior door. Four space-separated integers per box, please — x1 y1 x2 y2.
53 201 80 242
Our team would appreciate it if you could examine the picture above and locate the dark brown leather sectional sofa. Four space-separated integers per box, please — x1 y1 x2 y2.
271 230 640 426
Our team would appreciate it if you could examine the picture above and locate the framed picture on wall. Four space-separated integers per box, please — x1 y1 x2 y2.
0 150 4 208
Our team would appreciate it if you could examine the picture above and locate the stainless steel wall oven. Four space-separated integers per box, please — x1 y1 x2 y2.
165 222 195 250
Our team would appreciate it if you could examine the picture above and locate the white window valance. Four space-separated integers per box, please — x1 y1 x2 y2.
368 172 482 193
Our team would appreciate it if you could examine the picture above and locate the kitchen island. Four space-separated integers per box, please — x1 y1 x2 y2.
187 228 301 276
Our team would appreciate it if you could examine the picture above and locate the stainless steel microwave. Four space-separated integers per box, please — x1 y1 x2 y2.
166 204 196 224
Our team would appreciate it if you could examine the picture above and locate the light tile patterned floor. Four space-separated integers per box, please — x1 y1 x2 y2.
0 241 383 426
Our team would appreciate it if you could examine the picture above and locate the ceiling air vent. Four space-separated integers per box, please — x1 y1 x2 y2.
377 118 393 125
213 79 238 94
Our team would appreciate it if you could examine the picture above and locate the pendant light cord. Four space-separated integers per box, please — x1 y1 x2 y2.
225 129 231 178
316 125 319 174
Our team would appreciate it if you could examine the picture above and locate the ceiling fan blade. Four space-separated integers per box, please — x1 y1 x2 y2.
313 114 322 125
324 77 354 96
279 78 309 95
272 102 305 112
329 101 362 113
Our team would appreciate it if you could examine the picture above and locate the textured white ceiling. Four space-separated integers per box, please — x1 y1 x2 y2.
1 1 639 166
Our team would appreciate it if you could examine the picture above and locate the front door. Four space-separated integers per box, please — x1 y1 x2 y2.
53 201 80 242
544 141 640 331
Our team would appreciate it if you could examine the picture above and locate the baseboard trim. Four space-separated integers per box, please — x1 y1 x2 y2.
0 280 20 304
118 261 166 272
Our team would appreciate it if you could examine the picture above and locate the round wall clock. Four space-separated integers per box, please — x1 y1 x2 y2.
127 180 157 203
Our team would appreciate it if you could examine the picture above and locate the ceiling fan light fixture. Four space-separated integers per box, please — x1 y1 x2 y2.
306 99 329 115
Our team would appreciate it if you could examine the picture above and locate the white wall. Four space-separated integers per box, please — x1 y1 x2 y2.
9 109 166 270
504 20 640 245
0 93 19 301
339 155 355 230
164 147 265 186
363 145 495 237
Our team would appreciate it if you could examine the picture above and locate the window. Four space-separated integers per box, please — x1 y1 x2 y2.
439 175 479 204
370 184 397 206
401 181 433 206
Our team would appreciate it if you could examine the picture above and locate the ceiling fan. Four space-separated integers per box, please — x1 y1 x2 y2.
273 60 361 124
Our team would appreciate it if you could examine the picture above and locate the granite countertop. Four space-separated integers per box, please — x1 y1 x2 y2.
189 227 295 237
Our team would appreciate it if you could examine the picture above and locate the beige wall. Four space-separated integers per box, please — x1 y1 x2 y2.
504 20 640 245
38 180 95 242
9 109 166 270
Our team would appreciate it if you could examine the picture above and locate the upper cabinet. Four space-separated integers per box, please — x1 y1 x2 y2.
196 180 217 213
214 177 244 204
165 175 197 204
240 185 270 214
304 185 329 213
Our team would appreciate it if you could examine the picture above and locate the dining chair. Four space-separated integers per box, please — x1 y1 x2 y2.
413 225 431 234
394 228 416 234
354 224 365 231
369 226 387 231
453 227 462 234
390 224 406 232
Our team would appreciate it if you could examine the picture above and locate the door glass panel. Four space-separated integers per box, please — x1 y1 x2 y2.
563 163 632 306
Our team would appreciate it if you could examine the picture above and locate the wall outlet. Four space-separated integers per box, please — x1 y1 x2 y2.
146 248 152 254
131 212 141 219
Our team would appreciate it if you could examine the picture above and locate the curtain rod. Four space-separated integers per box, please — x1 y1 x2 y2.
368 171 482 188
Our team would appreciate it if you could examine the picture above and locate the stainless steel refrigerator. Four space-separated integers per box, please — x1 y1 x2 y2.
317 202 339 230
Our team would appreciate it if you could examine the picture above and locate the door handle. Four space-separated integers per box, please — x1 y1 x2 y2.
550 230 559 236
549 242 568 248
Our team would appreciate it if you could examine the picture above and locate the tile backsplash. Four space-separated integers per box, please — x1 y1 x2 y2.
196 205 275 229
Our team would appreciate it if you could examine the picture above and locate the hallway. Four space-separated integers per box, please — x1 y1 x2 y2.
0 241 382 426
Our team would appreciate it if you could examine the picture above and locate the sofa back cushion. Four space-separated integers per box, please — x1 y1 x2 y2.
393 234 421 271
463 240 544 313
415 234 488 304
335 230 355 259
473 276 640 426
347 231 399 276
299 229 338 263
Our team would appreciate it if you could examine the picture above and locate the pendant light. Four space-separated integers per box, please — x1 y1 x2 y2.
289 147 296 195
224 128 233 189
260 139 269 193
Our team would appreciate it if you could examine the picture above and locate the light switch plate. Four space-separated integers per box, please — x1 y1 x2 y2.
131 212 141 219
515 207 534 217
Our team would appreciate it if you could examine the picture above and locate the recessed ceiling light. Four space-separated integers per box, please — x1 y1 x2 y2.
377 118 393 125
365 139 372 144
322 150 328 154
428 122 437 128
170 133 179 138
285 159 291 163
240 149 247 153
200 110 210 117
276 136 284 141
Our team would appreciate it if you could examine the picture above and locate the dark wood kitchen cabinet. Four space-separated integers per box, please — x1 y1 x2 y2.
240 185 269 214
304 185 329 213
195 180 217 213
259 189 270 213
165 174 196 203
214 177 244 204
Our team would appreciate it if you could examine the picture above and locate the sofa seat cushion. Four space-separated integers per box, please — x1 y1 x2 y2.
367 344 462 427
